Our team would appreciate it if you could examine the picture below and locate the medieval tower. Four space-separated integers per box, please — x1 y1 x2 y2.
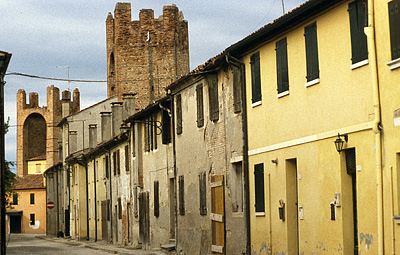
16 86 80 176
106 3 189 109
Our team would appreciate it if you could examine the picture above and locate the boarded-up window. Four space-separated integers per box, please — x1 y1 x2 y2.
389 0 400 60
30 193 35 205
118 198 122 219
208 73 219 122
250 52 261 103
125 145 129 172
113 152 117 176
199 171 207 215
196 84 204 127
276 37 289 94
162 102 172 144
233 66 242 113
154 181 159 217
179 175 185 215
254 163 265 212
176 94 182 134
304 22 319 82
117 149 120 175
348 0 368 64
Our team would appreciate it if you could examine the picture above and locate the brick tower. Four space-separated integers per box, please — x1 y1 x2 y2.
16 86 80 176
106 3 189 109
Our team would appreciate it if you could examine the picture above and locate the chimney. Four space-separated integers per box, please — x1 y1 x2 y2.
111 102 123 137
69 131 78 155
101 112 112 143
122 93 136 120
89 124 97 149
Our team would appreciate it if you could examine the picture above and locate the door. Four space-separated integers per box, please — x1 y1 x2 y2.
286 158 299 255
211 175 225 254
139 192 150 247
101 201 107 240
10 216 21 233
345 148 358 255
169 178 175 239
65 209 70 237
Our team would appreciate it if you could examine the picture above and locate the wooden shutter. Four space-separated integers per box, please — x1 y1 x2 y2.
250 52 261 103
154 181 159 217
162 103 171 144
254 163 265 212
196 84 204 127
199 171 207 215
105 156 109 178
345 148 357 175
208 73 219 122
305 22 319 82
348 0 368 64
113 152 116 176
211 175 225 254
276 38 289 94
179 175 185 215
117 149 120 175
132 128 136 157
176 94 182 135
145 119 150 152
153 114 157 150
118 197 122 219
233 66 242 113
389 0 400 60
125 145 129 172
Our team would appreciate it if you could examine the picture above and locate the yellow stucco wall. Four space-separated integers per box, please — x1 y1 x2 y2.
70 163 87 240
27 160 46 175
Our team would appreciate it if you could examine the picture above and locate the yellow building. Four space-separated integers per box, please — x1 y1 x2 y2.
224 0 387 254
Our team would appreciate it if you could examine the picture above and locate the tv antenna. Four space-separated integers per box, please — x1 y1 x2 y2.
281 0 285 14
56 66 70 91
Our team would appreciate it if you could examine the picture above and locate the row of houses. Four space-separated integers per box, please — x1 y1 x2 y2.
41 0 400 254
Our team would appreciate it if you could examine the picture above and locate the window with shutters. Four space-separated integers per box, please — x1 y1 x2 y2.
30 214 35 225
162 102 172 144
208 73 219 122
125 145 129 172
348 0 368 65
105 156 109 179
179 175 185 215
199 171 207 215
304 22 320 83
176 94 182 135
145 114 158 151
118 198 122 219
132 127 136 157
276 38 289 95
233 66 242 113
196 84 204 127
113 152 116 176
154 181 159 217
389 0 400 61
254 163 265 213
117 149 120 175
250 52 261 104
12 193 18 205
30 193 35 205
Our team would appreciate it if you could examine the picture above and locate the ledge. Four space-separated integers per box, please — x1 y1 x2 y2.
387 58 400 70
277 90 289 98
394 215 400 224
350 59 369 70
255 212 265 217
251 101 262 108
305 78 320 88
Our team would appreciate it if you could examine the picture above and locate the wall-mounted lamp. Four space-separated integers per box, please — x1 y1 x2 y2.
334 133 348 153
271 158 278 165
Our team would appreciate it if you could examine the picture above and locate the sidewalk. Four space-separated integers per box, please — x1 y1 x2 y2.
36 235 173 255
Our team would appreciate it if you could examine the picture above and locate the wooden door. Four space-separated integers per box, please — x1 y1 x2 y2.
101 201 107 240
10 216 21 233
139 192 150 247
211 175 225 254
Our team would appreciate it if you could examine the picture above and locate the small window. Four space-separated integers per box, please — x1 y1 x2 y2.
179 175 185 215
254 163 265 213
208 73 219 122
250 52 261 103
304 22 320 82
233 66 242 113
125 145 129 172
348 0 368 64
30 193 35 205
30 214 35 225
389 0 400 60
196 84 204 127
232 163 244 213
276 38 289 94
199 171 207 215
145 114 158 151
176 94 183 134
12 193 18 206
36 164 41 174
154 181 159 217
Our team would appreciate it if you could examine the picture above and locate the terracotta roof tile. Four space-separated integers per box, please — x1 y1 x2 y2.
13 174 45 190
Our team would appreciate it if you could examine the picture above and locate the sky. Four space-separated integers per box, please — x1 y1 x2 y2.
0 0 307 171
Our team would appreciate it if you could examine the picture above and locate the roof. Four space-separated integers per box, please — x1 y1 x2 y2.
13 174 45 190
124 96 170 124
28 154 46 161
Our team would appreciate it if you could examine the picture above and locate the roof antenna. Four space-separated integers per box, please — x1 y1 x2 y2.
281 0 285 14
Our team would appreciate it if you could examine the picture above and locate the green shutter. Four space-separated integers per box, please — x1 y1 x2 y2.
208 73 219 121
389 0 400 60
250 52 261 103
349 0 368 64
196 84 204 127
276 38 289 94
254 163 265 213
233 66 242 113
305 22 319 82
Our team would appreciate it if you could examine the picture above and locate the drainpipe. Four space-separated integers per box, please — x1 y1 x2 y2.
85 163 89 241
171 95 178 246
364 1 383 254
108 149 113 243
56 168 59 237
225 54 250 255
94 159 97 242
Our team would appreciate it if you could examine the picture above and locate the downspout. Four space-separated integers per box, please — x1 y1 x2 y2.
94 159 97 242
364 1 383 254
56 168 59 237
225 54 251 254
108 149 113 242
85 162 89 241
171 94 178 247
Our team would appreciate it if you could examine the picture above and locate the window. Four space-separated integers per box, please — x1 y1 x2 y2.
250 52 261 103
12 193 18 206
254 163 265 213
196 84 204 127
179 175 185 215
117 149 120 175
125 145 129 172
161 102 172 144
176 94 182 135
30 193 35 205
199 171 207 215
232 162 244 213
276 38 289 94
208 73 219 122
113 152 117 176
105 156 109 179
233 66 242 113
304 22 320 82
349 0 368 64
154 181 159 217
389 0 400 60
36 164 41 174
145 114 158 151
30 214 35 225
118 198 122 219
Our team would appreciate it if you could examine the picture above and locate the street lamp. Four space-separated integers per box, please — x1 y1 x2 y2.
0 50 12 255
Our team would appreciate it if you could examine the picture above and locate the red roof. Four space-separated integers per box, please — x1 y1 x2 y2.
13 174 45 190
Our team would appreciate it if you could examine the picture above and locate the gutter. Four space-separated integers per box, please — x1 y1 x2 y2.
364 1 383 254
